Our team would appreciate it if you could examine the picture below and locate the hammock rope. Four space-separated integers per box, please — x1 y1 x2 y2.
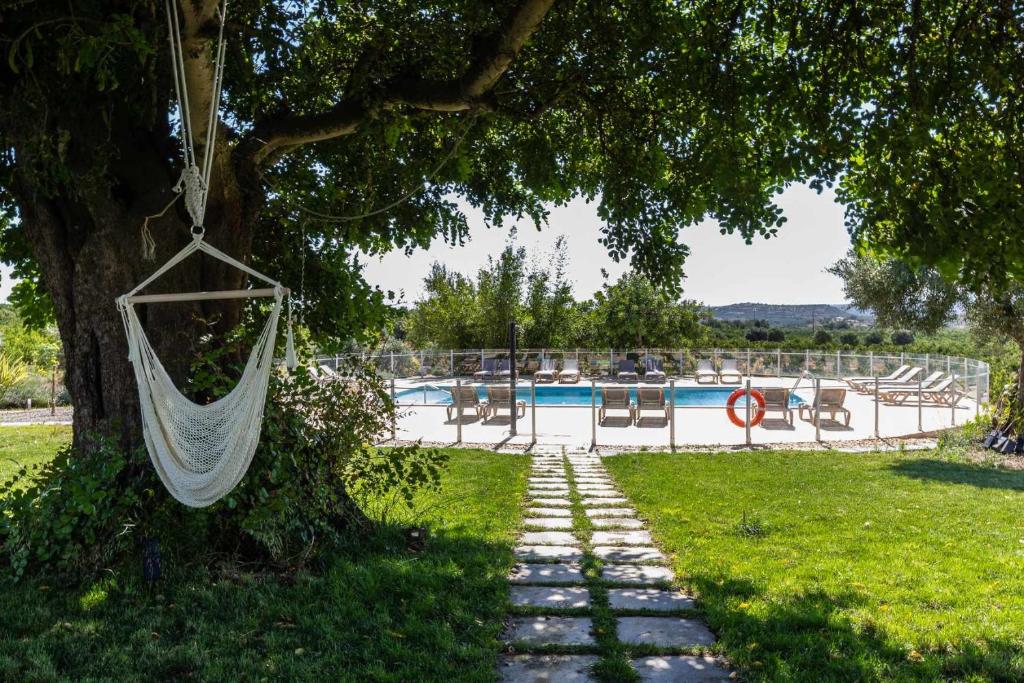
118 0 294 508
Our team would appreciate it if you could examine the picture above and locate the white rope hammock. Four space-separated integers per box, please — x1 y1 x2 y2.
118 0 294 508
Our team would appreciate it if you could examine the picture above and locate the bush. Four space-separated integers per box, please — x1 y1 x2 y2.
0 360 446 579
892 330 916 345
767 329 786 342
839 332 859 346
0 352 28 403
865 331 884 345
813 330 833 346
745 328 769 342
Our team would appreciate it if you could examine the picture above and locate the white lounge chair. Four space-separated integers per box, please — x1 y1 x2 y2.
643 357 666 383
559 358 580 384
535 357 557 383
474 358 497 381
719 359 742 384
695 359 717 384
881 377 961 406
844 364 910 391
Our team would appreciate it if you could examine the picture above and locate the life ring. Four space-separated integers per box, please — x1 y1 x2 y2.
726 388 766 428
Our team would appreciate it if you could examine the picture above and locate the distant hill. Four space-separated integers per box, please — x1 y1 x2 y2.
709 303 873 327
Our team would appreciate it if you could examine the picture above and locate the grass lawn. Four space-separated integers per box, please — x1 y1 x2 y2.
0 440 529 682
0 424 72 483
605 447 1024 682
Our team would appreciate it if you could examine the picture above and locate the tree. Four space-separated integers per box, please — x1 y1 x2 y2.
865 331 884 345
891 331 916 346
406 263 478 350
5 1 1022 450
813 330 833 346
591 272 705 348
473 243 527 348
839 332 859 347
745 328 768 342
767 329 786 343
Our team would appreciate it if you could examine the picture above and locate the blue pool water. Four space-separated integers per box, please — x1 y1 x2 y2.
397 385 807 407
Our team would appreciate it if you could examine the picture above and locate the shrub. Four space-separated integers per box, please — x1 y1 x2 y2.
839 332 860 346
745 328 768 342
865 331 884 345
767 329 786 342
813 330 833 346
0 352 28 402
892 330 916 345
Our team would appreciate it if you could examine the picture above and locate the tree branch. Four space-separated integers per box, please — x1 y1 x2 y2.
243 0 557 166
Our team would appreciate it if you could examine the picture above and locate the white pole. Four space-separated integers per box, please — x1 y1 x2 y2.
777 348 782 378
951 373 956 426
450 349 455 377
874 376 879 438
836 349 841 379
390 378 397 440
455 378 462 443
805 348 810 371
918 375 923 433
745 378 752 446
869 350 874 376
390 350 395 375
531 378 537 446
590 379 597 451
815 378 821 442
669 378 676 451
925 353 930 373
746 348 751 375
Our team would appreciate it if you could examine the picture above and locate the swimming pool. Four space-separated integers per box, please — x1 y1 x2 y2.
396 385 808 407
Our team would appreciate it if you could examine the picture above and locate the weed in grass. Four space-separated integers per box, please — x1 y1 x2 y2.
735 511 769 538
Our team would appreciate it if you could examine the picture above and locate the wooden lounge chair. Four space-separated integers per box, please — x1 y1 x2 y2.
473 357 497 381
599 386 634 424
761 387 793 425
719 358 742 384
485 385 526 419
642 357 667 383
695 359 718 384
617 359 639 382
559 358 581 384
799 387 851 426
844 364 910 391
446 386 487 421
636 387 669 423
881 377 961 406
535 358 557 383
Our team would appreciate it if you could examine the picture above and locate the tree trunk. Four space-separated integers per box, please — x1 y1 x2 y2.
12 124 253 451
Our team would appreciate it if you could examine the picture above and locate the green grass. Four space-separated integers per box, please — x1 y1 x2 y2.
0 424 71 483
0 445 529 682
605 447 1024 682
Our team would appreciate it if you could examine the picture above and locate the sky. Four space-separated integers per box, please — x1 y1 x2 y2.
0 182 852 306
361 182 852 306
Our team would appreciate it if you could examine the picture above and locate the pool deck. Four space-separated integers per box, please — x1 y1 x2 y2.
390 376 978 450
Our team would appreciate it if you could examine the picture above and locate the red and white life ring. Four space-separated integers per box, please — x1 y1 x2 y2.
725 388 766 428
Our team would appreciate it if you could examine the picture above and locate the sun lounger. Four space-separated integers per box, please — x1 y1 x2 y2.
643 357 666 383
761 387 793 425
559 358 580 384
446 386 487 421
474 357 497 381
317 364 339 379
844 364 910 391
799 387 851 426
719 358 742 384
695 359 718 384
599 386 634 424
636 387 669 423
617 359 639 382
485 385 526 419
849 366 922 392
881 377 961 406
495 358 513 380
535 358 557 383
876 370 943 392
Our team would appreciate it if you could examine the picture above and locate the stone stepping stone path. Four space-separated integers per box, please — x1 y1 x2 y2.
500 452 732 682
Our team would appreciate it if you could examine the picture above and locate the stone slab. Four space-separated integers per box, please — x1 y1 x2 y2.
602 564 675 584
510 586 591 608
608 588 695 611
579 489 621 497
499 654 599 682
632 656 731 682
521 531 578 545
576 484 616 491
523 517 574 530
593 546 665 562
527 507 572 517
529 478 568 484
509 562 586 585
617 617 716 647
528 489 570 497
574 477 611 483
515 545 583 561
529 482 570 489
585 507 636 518
592 530 653 546
529 497 572 507
580 497 628 506
504 616 595 646
591 517 644 529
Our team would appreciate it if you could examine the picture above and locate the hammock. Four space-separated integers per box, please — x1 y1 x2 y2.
117 237 293 508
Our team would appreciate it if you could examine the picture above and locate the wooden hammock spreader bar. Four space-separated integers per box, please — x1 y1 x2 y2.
126 287 289 305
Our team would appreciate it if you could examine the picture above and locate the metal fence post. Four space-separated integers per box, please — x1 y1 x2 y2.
590 379 597 451
455 379 462 444
390 378 397 440
746 348 751 375
869 350 874 375
390 350 395 375
531 378 537 446
815 378 821 442
874 376 879 438
669 378 676 450
950 374 956 426
450 349 455 377
925 353 930 373
777 349 782 378
745 378 752 446
917 375 923 432
805 349 810 371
